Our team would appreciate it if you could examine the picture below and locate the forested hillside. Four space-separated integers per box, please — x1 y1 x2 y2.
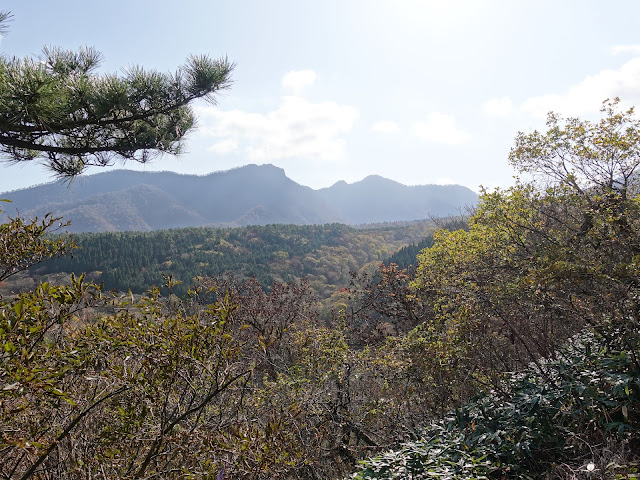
4 102 640 479
1 221 434 301
1 6 639 476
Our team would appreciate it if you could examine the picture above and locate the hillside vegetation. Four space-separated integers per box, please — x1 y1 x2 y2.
1 101 640 479
351 331 640 479
350 99 640 478
0 221 434 302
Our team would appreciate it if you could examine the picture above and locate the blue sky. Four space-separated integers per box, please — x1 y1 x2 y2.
2 1 640 194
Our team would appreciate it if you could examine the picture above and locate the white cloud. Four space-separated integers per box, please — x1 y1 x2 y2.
281 70 317 95
412 112 471 144
371 121 400 133
434 176 456 185
521 56 640 118
196 96 358 163
611 45 640 56
207 139 238 154
484 96 513 117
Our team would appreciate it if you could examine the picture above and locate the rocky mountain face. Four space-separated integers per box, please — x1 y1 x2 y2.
0 164 478 232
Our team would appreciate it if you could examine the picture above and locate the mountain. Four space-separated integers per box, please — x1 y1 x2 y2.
0 164 478 232
318 174 477 223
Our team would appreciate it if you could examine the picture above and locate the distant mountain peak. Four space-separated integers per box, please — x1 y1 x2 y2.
234 163 286 174
0 164 478 232
328 180 348 188
358 174 402 186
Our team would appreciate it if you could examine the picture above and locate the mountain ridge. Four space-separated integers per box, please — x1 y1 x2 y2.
0 164 478 232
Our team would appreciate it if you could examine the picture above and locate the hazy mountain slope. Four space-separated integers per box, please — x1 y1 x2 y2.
48 185 208 232
318 175 478 223
0 164 477 232
179 165 349 225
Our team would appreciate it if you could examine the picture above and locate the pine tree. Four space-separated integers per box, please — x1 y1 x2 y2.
0 11 233 178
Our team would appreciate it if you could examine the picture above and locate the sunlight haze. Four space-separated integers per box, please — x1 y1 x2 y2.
1 0 640 193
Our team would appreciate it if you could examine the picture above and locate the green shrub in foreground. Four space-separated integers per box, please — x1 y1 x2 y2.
351 332 640 479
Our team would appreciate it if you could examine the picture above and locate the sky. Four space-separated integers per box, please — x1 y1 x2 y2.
2 0 640 194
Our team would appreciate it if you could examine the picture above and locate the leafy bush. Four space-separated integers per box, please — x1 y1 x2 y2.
351 331 640 479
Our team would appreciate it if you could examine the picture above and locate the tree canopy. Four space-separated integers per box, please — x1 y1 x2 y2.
350 99 640 479
510 98 640 196
0 11 234 178
2 8 639 474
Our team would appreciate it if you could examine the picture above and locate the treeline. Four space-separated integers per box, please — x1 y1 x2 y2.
383 216 471 270
3 103 640 479
28 222 433 298
350 101 640 478
384 236 434 269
